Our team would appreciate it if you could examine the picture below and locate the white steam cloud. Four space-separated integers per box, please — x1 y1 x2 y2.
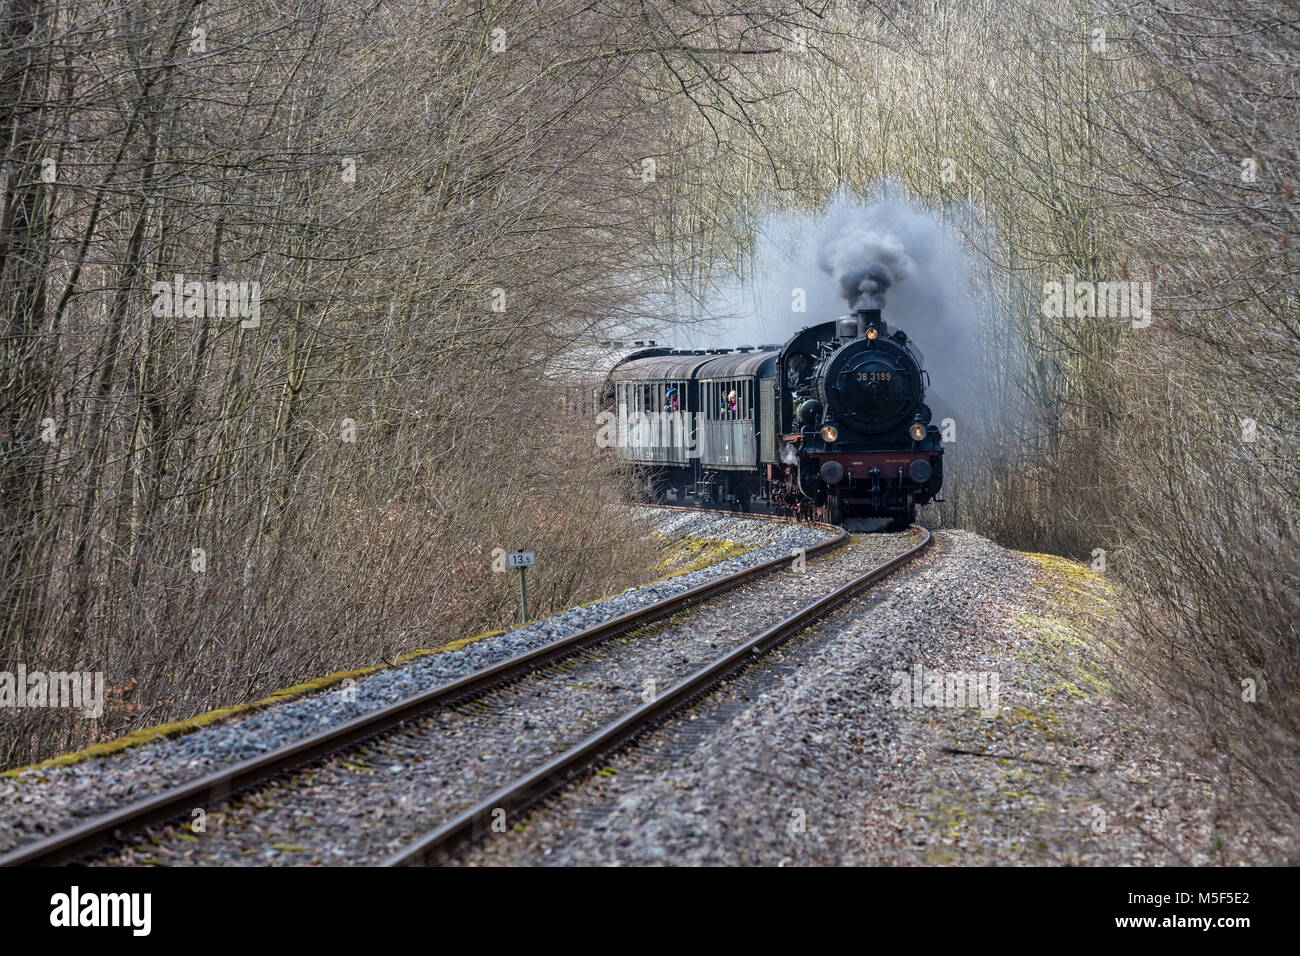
662 186 987 421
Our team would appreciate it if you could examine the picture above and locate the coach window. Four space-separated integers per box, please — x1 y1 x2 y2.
717 380 736 420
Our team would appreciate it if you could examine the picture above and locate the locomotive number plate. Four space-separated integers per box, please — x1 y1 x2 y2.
856 371 893 382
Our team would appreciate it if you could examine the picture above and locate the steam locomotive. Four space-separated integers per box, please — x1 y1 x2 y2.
604 307 943 528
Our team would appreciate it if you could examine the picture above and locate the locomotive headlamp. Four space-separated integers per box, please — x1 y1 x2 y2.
866 326 879 340
821 425 839 443
909 423 927 442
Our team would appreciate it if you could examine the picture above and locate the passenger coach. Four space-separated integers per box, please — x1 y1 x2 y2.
607 346 780 508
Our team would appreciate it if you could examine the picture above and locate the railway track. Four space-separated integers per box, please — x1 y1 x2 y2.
389 524 930 865
1 510 929 867
0 508 835 866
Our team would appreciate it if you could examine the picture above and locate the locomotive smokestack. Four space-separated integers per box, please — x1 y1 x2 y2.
855 308 882 336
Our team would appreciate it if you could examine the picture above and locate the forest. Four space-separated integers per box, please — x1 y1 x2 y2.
2 0 1296 849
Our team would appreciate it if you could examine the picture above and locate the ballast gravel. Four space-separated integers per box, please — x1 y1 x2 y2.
462 530 1281 866
0 508 828 857
88 530 919 865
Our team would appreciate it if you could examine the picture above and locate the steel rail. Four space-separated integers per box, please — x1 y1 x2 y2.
386 525 932 866
0 509 843 867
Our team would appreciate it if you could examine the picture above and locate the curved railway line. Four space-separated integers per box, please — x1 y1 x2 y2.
1 509 930 867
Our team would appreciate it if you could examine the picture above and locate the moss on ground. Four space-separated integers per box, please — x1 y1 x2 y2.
652 535 757 580
4 631 507 779
8 531 754 778
1013 550 1119 699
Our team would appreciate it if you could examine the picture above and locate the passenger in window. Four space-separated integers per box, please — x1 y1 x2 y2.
727 389 738 414
665 386 679 412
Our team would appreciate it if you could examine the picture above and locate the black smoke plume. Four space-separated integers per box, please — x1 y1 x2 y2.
838 261 895 311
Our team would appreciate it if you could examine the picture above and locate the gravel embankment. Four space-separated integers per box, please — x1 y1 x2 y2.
88 530 918 865
463 530 1278 866
0 508 828 857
